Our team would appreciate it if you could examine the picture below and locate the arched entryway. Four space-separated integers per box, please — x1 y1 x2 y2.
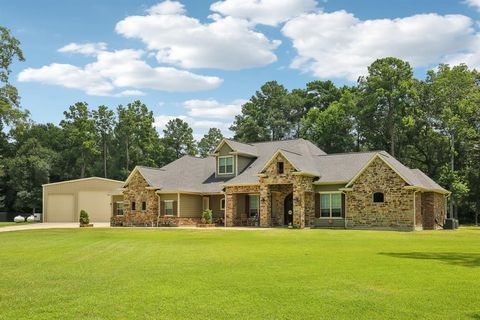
284 192 293 226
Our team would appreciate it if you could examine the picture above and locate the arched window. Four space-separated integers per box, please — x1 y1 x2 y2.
373 192 384 203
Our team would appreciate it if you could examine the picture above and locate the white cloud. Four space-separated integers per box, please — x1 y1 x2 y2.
282 11 477 80
210 0 317 26
147 0 185 15
58 42 108 56
115 89 145 97
115 1 280 70
183 98 246 119
464 0 480 11
18 48 222 96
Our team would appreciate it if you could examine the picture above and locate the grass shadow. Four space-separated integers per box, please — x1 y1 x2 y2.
379 252 480 268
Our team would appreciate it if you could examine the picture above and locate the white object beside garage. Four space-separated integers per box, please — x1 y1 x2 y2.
42 177 124 223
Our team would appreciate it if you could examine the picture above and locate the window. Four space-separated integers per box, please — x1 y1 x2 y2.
164 200 174 216
131 201 136 211
220 198 226 210
277 162 284 174
142 201 146 211
218 156 234 175
116 202 124 216
249 195 259 218
320 193 342 218
373 192 384 203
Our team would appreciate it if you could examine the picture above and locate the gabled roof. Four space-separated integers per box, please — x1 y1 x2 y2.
213 139 258 157
124 139 447 195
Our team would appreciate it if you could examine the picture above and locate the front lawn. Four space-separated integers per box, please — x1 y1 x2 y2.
0 228 479 319
0 222 29 227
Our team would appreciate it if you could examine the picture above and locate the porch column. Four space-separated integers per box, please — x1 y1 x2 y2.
259 184 271 227
225 193 236 227
293 176 314 228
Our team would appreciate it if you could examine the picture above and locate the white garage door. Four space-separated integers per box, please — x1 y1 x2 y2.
78 191 111 222
46 194 75 222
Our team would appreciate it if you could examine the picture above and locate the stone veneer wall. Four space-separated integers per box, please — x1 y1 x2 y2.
415 192 423 229
346 157 415 230
121 170 159 226
270 184 293 226
258 153 314 228
225 184 260 227
421 192 446 230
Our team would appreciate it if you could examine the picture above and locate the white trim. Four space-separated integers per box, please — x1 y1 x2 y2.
313 181 349 185
164 200 174 216
218 155 234 175
42 176 124 187
318 192 343 219
212 139 232 154
115 201 124 216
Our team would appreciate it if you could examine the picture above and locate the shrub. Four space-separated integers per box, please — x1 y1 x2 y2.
79 210 90 225
201 209 213 224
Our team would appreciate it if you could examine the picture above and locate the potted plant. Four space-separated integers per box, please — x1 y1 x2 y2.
197 209 215 228
79 210 93 227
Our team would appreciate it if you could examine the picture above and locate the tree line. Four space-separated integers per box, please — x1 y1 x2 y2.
1 26 479 223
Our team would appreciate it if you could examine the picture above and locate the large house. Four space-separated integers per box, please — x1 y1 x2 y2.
111 138 449 230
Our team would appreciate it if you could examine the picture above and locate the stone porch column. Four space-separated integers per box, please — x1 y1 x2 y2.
225 193 236 227
259 184 271 227
293 176 314 228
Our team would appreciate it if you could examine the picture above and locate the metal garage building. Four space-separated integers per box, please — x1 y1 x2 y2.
42 177 124 223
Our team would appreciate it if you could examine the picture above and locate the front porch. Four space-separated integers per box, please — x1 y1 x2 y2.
225 180 315 228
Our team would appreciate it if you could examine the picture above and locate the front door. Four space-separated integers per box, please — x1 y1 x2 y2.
284 193 293 226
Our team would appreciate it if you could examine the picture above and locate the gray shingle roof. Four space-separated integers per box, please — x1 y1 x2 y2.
131 139 447 194
222 139 258 156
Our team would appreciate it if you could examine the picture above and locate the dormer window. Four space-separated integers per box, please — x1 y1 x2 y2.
218 156 234 175
277 162 284 174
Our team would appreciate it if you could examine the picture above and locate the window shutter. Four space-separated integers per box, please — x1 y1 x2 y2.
173 201 178 216
341 193 346 218
245 195 250 214
113 202 117 215
315 193 320 218
160 201 165 215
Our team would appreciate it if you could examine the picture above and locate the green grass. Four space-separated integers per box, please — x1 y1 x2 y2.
1 228 479 319
0 222 29 227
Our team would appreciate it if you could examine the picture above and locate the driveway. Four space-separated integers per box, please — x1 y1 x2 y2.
0 222 110 233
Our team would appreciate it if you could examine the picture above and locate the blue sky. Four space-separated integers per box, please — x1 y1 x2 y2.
2 0 479 139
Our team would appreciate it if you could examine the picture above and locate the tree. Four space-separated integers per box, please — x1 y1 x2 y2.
93 105 115 178
0 26 28 130
198 128 223 157
163 118 197 160
231 81 292 142
6 138 56 213
300 91 356 153
425 64 480 219
115 100 160 176
60 102 99 178
357 58 416 157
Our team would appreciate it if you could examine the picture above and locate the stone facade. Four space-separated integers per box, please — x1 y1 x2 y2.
122 170 159 226
421 192 446 230
225 184 260 227
115 149 447 231
224 153 315 228
346 157 415 230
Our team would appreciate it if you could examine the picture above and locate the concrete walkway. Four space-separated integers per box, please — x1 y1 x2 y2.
0 222 110 233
